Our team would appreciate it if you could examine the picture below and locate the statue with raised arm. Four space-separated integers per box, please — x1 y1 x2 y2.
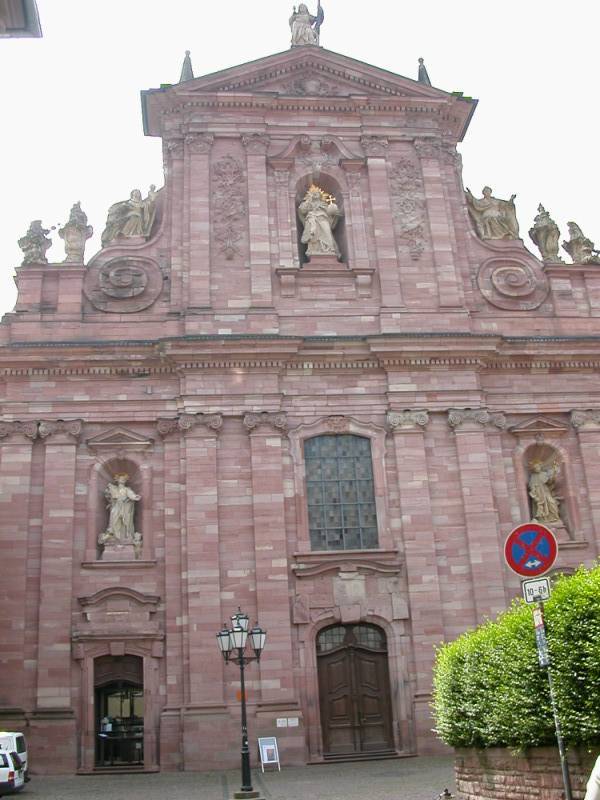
298 184 342 259
528 460 561 524
465 186 520 240
529 204 563 263
18 220 52 265
98 473 141 545
562 221 600 264
101 185 157 247
290 3 324 47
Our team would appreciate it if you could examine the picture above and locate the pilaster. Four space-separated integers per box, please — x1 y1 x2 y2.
244 412 295 703
185 133 214 309
243 134 273 306
342 162 369 271
164 137 185 311
272 162 296 269
448 409 508 620
0 421 37 712
414 139 463 308
36 420 82 710
361 136 403 309
571 410 600 557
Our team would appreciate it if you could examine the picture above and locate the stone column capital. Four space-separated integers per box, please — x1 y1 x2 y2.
157 413 223 438
387 410 430 432
163 137 184 160
38 419 83 442
0 420 38 443
571 410 600 432
360 136 389 158
184 133 214 154
448 409 507 432
243 412 288 434
241 133 270 155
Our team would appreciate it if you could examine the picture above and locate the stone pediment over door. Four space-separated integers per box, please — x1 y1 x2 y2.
86 426 154 451
142 48 477 141
509 416 569 439
73 587 161 640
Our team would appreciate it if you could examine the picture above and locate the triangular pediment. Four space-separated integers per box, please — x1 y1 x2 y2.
86 426 154 450
509 416 568 437
172 48 453 99
143 47 476 139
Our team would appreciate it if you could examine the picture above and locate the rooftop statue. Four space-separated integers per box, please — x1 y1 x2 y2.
290 2 324 47
529 204 563 263
18 220 52 265
562 221 600 264
465 186 520 240
298 184 342 259
59 202 93 264
101 185 158 248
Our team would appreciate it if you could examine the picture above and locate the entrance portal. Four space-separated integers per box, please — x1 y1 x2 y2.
94 655 144 768
317 623 394 757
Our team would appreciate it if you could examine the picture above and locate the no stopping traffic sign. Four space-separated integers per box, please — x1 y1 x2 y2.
504 522 558 577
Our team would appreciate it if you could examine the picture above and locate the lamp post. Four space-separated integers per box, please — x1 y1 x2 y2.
217 608 267 800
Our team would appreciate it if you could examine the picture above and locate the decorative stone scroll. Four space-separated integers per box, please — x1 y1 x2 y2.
448 409 508 431
571 410 600 431
389 158 427 260
157 413 223 437
325 416 350 433
476 257 549 311
164 138 184 160
241 133 270 155
38 419 82 440
84 256 164 313
387 411 430 431
243 412 288 433
212 156 247 260
0 421 38 441
360 136 389 158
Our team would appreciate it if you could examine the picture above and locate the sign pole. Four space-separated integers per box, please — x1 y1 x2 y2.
535 601 573 800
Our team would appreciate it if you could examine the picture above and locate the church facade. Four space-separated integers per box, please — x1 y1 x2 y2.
2 33 600 776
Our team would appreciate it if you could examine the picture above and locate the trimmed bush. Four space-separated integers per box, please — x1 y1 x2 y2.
432 564 600 749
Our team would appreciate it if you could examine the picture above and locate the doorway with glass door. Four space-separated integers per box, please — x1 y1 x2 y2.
95 655 144 768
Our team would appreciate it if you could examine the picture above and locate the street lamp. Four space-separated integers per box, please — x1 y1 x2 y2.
216 608 267 799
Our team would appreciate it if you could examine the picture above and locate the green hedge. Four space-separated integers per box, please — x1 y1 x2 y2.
432 564 600 749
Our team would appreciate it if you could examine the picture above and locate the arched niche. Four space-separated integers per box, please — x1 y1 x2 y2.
295 173 348 265
522 442 572 535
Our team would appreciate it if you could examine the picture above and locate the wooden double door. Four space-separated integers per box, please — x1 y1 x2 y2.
317 624 394 757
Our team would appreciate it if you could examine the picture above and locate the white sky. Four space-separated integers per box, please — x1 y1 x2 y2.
1 0 599 317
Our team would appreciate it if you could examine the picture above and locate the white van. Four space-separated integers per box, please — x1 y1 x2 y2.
0 735 28 783
0 750 25 796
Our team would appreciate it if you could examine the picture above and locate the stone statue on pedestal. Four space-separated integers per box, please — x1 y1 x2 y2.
290 2 324 47
562 222 600 264
529 204 563 263
101 186 158 248
59 202 93 263
98 474 142 558
18 220 52 265
528 460 561 525
466 186 520 240
298 184 342 258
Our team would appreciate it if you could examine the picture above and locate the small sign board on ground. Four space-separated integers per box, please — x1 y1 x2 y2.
522 577 551 604
258 737 280 772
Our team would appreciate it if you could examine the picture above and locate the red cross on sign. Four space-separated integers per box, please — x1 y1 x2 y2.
504 522 558 577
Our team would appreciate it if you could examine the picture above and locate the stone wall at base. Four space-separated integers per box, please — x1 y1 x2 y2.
455 747 597 800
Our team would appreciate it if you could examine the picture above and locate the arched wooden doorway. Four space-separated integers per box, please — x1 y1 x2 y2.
94 655 144 768
317 623 394 758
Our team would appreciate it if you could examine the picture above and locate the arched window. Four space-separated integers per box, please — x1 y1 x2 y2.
304 434 379 551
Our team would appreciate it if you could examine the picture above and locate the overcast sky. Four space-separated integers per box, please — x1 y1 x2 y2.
1 0 599 317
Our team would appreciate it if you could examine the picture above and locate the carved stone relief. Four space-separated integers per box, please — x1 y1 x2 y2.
38 419 82 440
283 74 338 96
476 257 549 311
448 409 508 431
212 156 247 260
389 158 427 260
243 412 288 432
157 413 223 437
0 421 38 441
84 256 164 313
185 133 214 154
387 410 429 431
571 410 600 431
360 136 389 158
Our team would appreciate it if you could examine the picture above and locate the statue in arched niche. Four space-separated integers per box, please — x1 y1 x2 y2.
528 458 561 525
298 184 342 259
98 473 142 557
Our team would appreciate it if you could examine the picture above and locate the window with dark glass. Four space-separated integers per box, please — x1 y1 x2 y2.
304 434 379 551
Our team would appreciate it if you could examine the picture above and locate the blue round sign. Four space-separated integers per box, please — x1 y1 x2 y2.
504 523 558 577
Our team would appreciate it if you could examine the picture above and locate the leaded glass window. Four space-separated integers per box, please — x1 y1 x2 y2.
304 434 379 551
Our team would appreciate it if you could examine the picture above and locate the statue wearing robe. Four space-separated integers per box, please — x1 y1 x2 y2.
100 474 141 544
528 462 561 524
290 4 318 46
466 186 519 240
298 186 342 258
101 186 157 247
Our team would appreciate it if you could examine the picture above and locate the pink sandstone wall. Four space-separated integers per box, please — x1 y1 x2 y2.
1 46 600 774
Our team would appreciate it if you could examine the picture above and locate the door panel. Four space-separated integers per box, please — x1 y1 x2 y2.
317 627 394 757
